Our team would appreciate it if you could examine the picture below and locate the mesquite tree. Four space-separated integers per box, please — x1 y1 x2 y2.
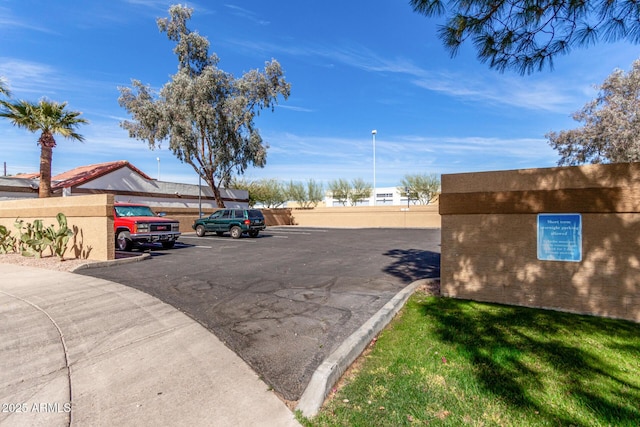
231 177 288 208
398 173 441 205
287 179 324 208
348 178 372 206
328 178 351 206
118 4 290 207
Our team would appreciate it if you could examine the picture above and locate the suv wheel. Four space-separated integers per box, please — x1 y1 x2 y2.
248 230 259 238
195 225 206 237
116 231 133 251
230 226 242 239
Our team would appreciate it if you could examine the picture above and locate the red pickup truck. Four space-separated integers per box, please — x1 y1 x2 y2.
114 202 181 251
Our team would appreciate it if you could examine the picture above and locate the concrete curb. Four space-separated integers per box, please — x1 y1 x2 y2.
0 264 301 427
296 277 440 418
70 253 151 272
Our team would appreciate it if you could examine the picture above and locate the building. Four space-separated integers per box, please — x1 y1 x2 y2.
0 160 249 211
324 186 418 207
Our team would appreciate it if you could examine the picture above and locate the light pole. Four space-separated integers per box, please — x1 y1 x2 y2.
156 157 160 181
198 172 202 218
405 186 410 208
371 130 377 206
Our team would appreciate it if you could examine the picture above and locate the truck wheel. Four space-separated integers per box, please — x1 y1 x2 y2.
116 231 133 251
230 226 242 239
248 230 259 238
161 241 175 249
195 225 206 237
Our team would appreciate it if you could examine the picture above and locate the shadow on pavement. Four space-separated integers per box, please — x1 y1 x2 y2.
382 249 440 283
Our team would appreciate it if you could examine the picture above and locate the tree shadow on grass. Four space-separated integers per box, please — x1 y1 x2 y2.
418 298 640 425
382 249 440 283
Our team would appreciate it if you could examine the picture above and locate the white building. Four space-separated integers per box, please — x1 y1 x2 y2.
324 186 414 207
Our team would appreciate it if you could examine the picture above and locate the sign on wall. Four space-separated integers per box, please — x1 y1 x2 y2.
537 214 582 262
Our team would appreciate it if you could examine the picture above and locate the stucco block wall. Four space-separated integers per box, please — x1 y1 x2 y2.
440 163 640 322
0 194 114 261
152 206 440 230
290 205 441 228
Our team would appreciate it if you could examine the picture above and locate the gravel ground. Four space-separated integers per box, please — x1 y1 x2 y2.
0 253 101 272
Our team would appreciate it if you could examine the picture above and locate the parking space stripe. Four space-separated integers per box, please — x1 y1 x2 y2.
267 227 328 232
267 230 311 235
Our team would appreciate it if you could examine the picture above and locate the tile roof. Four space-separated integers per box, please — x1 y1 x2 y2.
52 160 153 189
9 173 40 179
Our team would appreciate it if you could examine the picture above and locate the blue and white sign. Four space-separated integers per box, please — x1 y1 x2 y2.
537 214 582 262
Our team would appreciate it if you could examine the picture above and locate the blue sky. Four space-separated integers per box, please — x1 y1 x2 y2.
1 1 638 187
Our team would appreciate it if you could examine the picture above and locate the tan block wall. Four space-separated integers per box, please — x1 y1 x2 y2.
150 206 440 230
144 208 294 231
263 208 295 226
146 207 205 233
136 207 295 231
0 194 114 261
440 163 640 322
290 205 441 228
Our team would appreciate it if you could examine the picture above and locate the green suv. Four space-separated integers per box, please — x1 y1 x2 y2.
192 209 266 239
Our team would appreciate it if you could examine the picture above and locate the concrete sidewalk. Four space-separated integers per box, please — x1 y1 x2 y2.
0 264 300 427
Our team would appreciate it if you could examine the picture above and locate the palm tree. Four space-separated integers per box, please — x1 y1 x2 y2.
0 99 88 197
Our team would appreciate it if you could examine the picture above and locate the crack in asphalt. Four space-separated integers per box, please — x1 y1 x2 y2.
79 228 441 401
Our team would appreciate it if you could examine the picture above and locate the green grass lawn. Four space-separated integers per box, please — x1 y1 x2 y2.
300 291 640 426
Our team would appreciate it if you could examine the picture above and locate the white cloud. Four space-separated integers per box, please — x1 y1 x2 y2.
277 105 314 113
225 38 583 113
224 4 270 25
0 59 60 94
0 7 57 34
124 0 171 10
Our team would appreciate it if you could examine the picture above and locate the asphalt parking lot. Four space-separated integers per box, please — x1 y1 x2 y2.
79 227 441 401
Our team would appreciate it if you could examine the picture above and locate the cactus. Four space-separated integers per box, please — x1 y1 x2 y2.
0 225 16 254
45 213 74 259
19 219 47 258
11 213 74 259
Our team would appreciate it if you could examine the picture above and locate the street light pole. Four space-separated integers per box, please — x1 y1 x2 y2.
371 130 377 206
156 157 160 181
198 172 202 218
